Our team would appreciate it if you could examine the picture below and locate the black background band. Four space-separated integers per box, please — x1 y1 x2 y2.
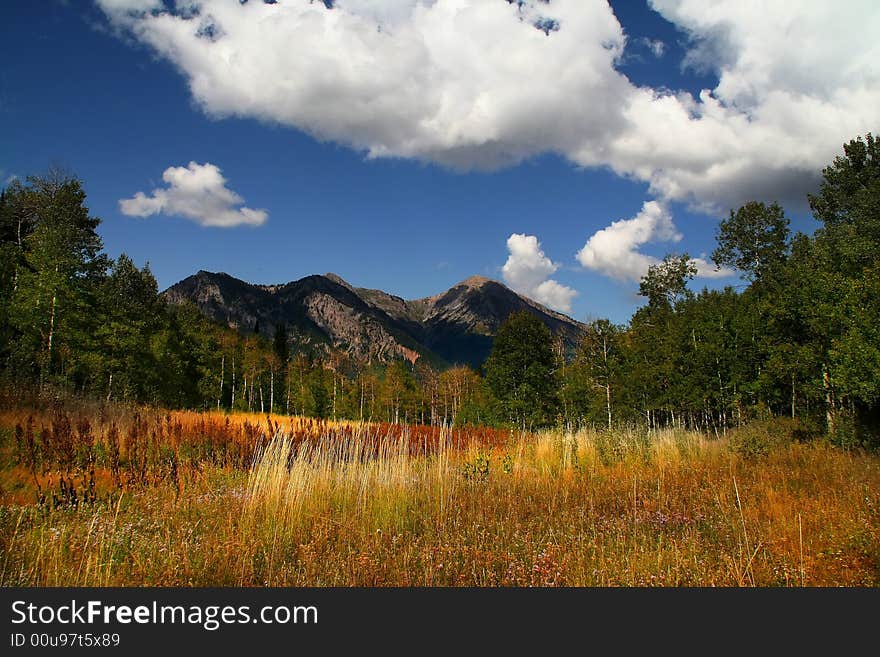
1 587 876 654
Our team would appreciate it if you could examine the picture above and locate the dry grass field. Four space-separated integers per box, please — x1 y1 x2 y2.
1 399 878 586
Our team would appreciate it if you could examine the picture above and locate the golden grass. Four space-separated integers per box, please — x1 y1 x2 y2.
0 406 878 586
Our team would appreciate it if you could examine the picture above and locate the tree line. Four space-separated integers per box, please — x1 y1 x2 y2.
494 133 879 446
1 134 877 445
0 170 491 424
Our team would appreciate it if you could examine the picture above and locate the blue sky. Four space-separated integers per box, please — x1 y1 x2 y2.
3 1 875 324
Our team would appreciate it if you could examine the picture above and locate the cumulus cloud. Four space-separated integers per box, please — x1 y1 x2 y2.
531 279 579 315
502 234 577 313
609 0 880 210
119 161 267 227
576 201 731 282
95 0 630 171
95 0 880 213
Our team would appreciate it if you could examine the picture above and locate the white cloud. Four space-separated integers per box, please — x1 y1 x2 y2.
502 234 577 313
611 0 880 210
639 37 665 58
576 201 731 282
576 201 676 282
691 255 730 280
97 0 161 13
532 279 579 315
95 0 880 213
119 161 267 227
334 0 431 27
96 0 630 171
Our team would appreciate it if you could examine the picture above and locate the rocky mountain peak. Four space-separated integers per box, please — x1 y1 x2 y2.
458 275 493 288
163 271 585 368
323 272 354 291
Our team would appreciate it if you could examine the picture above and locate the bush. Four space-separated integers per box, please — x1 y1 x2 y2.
727 417 813 457
462 453 490 482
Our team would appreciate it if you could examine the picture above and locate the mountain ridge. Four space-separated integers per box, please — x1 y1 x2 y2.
163 270 585 368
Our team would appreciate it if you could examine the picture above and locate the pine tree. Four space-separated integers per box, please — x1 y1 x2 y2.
92 254 164 401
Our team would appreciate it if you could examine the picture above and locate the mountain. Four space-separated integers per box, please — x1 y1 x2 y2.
163 270 586 368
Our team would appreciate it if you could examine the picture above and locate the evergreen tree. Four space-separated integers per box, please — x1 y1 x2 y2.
92 254 164 401
271 323 290 413
0 184 26 360
272 323 289 369
484 311 559 429
308 366 331 418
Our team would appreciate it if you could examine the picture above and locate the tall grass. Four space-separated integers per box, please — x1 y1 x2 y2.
1 405 878 586
245 426 447 533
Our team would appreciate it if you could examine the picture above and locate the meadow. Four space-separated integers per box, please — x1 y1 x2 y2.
0 396 878 587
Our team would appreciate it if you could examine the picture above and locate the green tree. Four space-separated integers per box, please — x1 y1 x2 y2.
8 170 109 386
626 255 697 429
576 319 624 430
712 201 790 283
707 202 792 422
0 184 30 360
804 133 880 440
272 323 289 369
271 323 290 413
484 311 559 429
92 254 164 401
382 359 417 424
638 254 697 310
808 132 879 274
308 366 331 418
158 302 220 408
439 365 489 426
